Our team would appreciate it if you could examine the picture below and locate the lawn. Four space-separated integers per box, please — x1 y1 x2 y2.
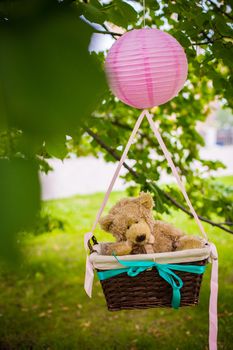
0 176 233 349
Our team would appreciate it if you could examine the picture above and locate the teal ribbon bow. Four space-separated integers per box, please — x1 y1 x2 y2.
97 256 206 309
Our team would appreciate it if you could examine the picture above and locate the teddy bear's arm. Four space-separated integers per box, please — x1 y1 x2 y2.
101 242 132 256
174 236 206 250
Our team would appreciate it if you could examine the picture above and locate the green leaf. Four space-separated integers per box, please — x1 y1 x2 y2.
146 0 160 10
106 0 137 28
46 134 68 160
194 12 210 27
0 9 107 140
215 14 233 37
174 32 191 47
79 2 106 24
90 0 103 9
0 159 40 262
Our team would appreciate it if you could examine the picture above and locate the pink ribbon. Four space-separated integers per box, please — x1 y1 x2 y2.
84 109 147 297
209 243 218 350
84 109 218 349
84 232 95 297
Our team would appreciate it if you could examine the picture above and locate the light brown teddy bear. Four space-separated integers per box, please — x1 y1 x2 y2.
99 192 206 256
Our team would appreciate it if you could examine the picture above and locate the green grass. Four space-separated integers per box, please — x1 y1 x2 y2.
0 176 233 349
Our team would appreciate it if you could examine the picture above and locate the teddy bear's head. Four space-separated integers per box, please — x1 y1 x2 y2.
99 192 154 246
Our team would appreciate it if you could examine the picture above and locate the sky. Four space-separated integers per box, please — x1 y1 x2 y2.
88 0 142 52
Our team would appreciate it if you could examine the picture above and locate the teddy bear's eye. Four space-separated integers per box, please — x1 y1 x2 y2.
127 225 130 229
135 220 139 224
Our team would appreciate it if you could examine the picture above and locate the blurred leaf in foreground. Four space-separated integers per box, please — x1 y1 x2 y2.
0 8 107 139
0 159 40 262
0 3 107 262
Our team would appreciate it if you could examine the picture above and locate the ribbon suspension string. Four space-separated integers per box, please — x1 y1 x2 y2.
84 108 218 350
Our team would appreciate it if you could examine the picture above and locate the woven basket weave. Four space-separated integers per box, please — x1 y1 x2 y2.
98 259 207 311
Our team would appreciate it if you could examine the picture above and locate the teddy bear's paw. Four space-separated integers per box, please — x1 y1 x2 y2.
175 236 206 251
101 242 132 256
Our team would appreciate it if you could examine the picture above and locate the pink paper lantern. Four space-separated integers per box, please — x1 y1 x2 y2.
105 28 188 109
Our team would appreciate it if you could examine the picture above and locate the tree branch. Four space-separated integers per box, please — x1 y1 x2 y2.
207 0 233 21
217 221 233 226
161 190 233 234
79 15 122 37
102 23 121 39
193 40 213 45
85 127 138 177
85 127 233 235
94 29 122 36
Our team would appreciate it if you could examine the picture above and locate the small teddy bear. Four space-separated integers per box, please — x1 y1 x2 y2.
99 192 205 256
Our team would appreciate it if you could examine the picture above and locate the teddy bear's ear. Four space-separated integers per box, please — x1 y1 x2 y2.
139 192 154 209
99 214 114 232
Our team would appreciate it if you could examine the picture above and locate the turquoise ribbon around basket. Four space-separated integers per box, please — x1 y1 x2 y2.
97 255 206 309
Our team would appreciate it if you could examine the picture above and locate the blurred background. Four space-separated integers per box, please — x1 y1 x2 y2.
41 103 233 199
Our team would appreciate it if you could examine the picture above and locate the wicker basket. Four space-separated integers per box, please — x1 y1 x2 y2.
89 244 210 311
99 260 207 311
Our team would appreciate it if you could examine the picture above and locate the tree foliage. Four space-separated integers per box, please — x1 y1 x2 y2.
0 0 233 259
74 0 233 232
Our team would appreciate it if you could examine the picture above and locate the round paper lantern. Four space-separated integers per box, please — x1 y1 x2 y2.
105 28 188 109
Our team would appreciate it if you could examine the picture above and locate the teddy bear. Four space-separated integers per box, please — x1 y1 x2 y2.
99 192 206 256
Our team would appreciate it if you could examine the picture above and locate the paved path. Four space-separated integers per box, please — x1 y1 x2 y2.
40 156 127 200
40 146 233 200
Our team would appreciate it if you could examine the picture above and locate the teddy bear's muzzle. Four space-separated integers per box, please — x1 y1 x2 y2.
126 221 151 245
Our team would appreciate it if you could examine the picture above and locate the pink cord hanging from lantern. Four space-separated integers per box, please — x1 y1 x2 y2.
105 28 188 109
